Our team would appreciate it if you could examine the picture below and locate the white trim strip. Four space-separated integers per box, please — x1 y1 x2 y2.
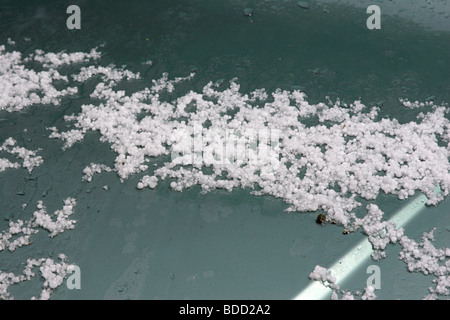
293 187 439 300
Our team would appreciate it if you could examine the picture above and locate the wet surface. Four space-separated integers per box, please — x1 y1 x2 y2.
1 0 450 299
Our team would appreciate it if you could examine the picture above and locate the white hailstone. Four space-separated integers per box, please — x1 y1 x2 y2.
6 43 448 298
0 46 98 112
330 291 339 300
397 228 450 297
82 163 112 182
361 286 377 300
339 291 355 300
0 158 20 172
1 254 71 300
0 218 37 252
309 265 339 290
0 138 43 173
32 198 77 238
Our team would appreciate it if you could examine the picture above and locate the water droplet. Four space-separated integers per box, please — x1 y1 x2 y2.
243 8 254 17
298 1 310 9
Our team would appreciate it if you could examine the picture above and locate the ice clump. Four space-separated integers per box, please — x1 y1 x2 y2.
353 204 404 260
137 175 158 189
361 286 377 300
309 265 339 290
82 163 112 182
0 137 43 173
33 197 77 238
0 44 100 112
309 265 378 300
399 228 450 298
0 158 20 172
0 197 77 299
399 98 433 109
50 71 450 229
3 44 450 299
72 64 140 83
28 47 101 69
0 198 78 252
0 219 37 252
310 211 450 299
0 254 73 300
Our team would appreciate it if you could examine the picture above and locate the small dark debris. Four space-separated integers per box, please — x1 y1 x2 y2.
316 213 326 225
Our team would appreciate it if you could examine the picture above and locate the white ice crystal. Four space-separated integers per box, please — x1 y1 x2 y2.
33 198 77 238
0 255 72 300
30 47 101 69
137 175 158 189
0 138 43 173
0 45 100 112
311 265 380 300
354 204 404 260
399 98 433 109
399 228 450 298
2 44 450 299
72 64 140 83
0 219 37 252
0 198 78 253
48 71 450 230
82 163 113 182
0 158 20 172
43 57 450 300
0 198 77 299
309 265 339 290
361 285 377 300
